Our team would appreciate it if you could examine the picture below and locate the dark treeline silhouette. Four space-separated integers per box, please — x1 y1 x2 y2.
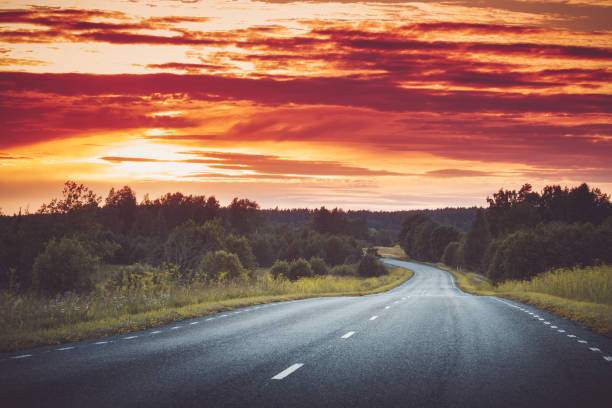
263 207 477 231
0 181 402 294
399 183 612 283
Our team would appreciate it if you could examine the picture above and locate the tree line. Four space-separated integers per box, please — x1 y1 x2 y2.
0 181 402 295
399 183 612 283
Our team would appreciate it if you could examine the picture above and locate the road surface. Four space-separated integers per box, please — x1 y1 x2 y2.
1 259 611 407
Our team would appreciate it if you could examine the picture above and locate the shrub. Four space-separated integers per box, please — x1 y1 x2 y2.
270 260 290 279
287 258 313 280
32 236 98 295
330 264 357 276
357 254 388 278
199 250 246 281
310 257 328 276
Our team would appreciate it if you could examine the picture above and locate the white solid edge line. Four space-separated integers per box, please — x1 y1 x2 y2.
272 363 304 380
369 315 378 321
341 331 356 339
11 354 32 359
57 346 75 351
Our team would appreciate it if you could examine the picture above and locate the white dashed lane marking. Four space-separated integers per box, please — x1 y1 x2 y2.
369 316 378 321
124 336 138 340
189 321 199 325
604 356 612 362
567 334 576 338
589 347 601 352
171 326 181 330
151 331 161 334
578 340 588 344
11 354 32 359
95 341 109 344
206 318 215 321
272 363 304 380
57 347 74 351
341 331 355 339
385 306 390 309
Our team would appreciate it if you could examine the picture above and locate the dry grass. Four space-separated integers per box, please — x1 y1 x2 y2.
374 245 409 259
0 267 412 352
437 263 612 338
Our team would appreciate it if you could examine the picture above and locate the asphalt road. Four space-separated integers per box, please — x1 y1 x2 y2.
1 259 611 407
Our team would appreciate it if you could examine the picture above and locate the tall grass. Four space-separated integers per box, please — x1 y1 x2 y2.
496 265 612 305
0 266 411 351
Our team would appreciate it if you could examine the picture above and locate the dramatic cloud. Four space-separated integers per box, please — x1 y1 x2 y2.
1 1 610 211
100 151 401 178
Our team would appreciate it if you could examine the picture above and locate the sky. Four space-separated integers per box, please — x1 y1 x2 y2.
0 0 610 213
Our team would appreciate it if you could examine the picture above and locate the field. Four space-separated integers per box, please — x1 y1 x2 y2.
377 246 612 337
0 266 412 352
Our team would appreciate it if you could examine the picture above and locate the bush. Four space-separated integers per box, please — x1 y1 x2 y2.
286 258 313 280
357 254 388 278
310 256 328 276
270 260 290 279
32 236 98 295
199 250 246 281
330 264 357 276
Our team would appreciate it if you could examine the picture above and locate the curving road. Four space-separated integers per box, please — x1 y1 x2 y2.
1 259 611 407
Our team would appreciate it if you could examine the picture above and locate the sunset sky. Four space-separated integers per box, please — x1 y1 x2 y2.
1 0 610 213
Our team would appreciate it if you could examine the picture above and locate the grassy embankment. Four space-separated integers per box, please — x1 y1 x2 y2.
376 245 612 337
0 266 412 352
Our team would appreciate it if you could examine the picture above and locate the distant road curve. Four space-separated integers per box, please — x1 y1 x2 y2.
1 259 611 407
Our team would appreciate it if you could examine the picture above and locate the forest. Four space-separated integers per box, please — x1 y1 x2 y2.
399 183 612 283
1 181 453 295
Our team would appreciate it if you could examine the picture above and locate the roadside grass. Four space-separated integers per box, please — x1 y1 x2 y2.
0 267 412 352
376 246 612 337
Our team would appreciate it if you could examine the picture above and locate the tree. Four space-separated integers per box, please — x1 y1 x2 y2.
399 214 432 258
251 235 275 267
309 256 328 276
164 219 224 269
441 241 461 267
270 260 290 279
32 236 98 294
225 234 256 269
229 198 261 234
430 225 461 262
286 258 313 280
199 250 246 280
357 252 387 277
38 181 101 214
461 209 491 271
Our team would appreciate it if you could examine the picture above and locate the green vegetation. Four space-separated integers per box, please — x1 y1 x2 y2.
0 266 412 351
0 181 413 351
440 264 612 337
399 183 612 283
